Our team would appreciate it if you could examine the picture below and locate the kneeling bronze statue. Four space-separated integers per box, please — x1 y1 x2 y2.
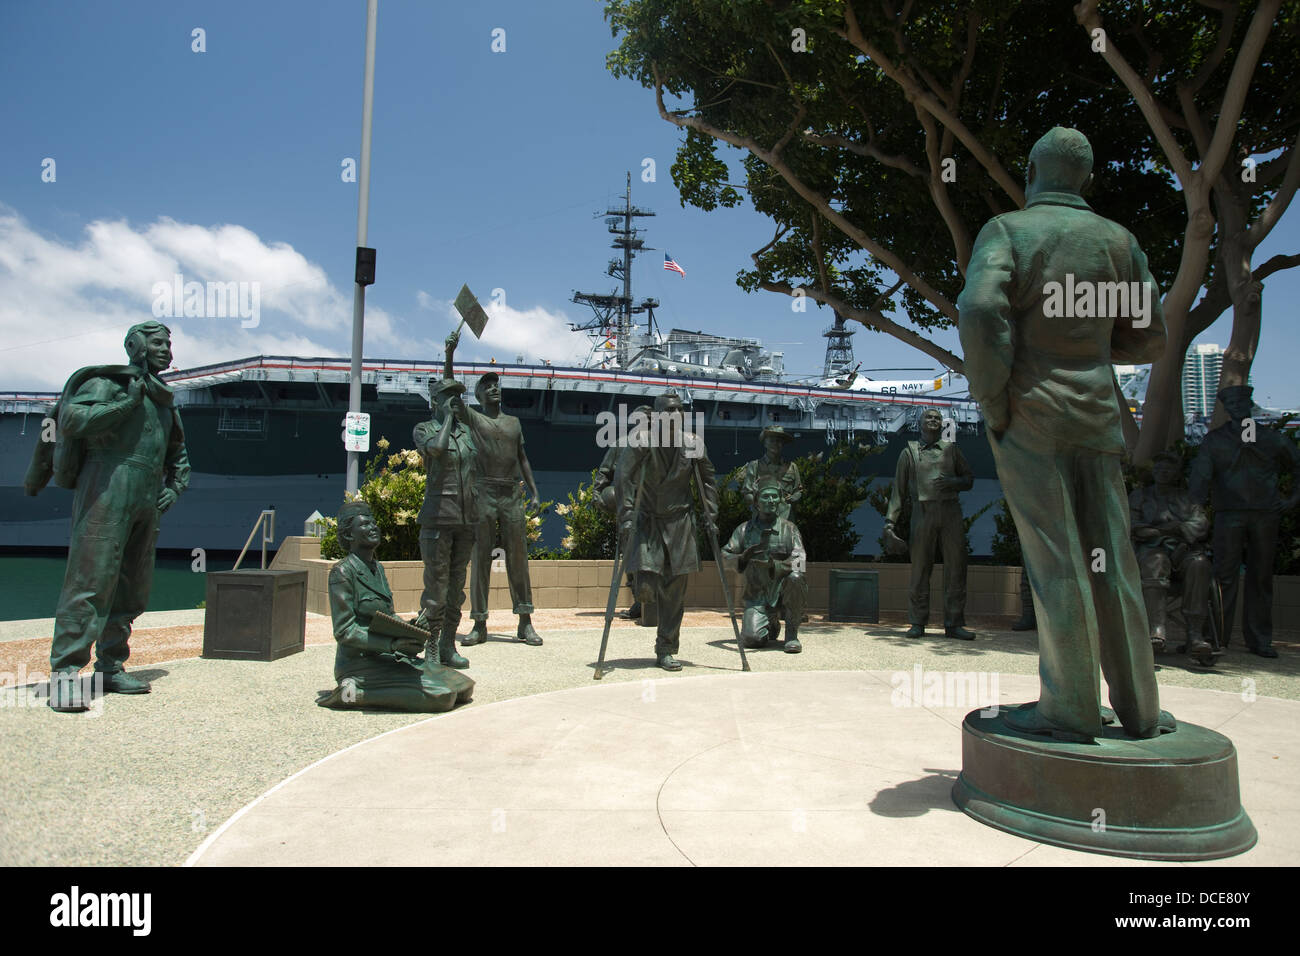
318 501 474 712
722 481 808 653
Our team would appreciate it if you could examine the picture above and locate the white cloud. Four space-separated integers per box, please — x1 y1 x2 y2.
0 207 361 388
416 290 591 366
0 205 592 392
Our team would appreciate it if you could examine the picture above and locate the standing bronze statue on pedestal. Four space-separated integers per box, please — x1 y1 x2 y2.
412 331 478 670
1189 384 1300 659
457 355 543 648
318 501 474 712
1131 450 1214 665
25 321 190 712
952 127 1254 861
883 407 975 641
958 126 1170 742
741 425 802 519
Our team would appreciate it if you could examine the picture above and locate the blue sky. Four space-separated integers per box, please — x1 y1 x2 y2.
2 0 1297 407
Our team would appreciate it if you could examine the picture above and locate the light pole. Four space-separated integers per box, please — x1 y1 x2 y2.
347 0 378 493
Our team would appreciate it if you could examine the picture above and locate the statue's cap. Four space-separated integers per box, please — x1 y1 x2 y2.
760 425 794 443
1217 384 1253 402
431 378 467 397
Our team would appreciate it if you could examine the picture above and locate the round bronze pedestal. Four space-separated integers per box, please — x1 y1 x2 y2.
952 706 1257 861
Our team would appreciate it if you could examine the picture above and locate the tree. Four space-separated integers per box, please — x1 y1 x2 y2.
604 0 1300 459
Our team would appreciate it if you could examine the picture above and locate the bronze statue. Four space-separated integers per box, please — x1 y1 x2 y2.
722 480 808 652
24 321 189 712
618 390 719 670
412 332 478 669
741 425 802 519
1131 450 1214 665
883 407 975 640
593 404 652 620
455 348 543 647
958 126 1174 742
1189 384 1300 659
318 501 474 712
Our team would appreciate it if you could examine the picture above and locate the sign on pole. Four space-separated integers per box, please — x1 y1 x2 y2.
343 412 371 452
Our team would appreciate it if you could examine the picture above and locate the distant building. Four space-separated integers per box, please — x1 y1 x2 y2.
1114 364 1145 396
1182 344 1252 419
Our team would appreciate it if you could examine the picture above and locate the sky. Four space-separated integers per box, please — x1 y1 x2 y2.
1 0 1298 407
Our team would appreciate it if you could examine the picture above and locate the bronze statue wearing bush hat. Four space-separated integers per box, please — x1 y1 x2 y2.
26 321 189 711
742 425 802 520
1189 384 1300 658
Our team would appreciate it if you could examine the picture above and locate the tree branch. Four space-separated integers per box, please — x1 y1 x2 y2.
799 131 924 176
1198 0 1282 188
757 280 964 371
653 63 958 320
1074 1 1195 185
916 104 972 273
840 1 1026 207
1247 131 1300 249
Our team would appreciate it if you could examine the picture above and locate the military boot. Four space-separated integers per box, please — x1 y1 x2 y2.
783 619 801 654
47 670 90 713
439 625 469 669
1143 586 1167 653
462 620 489 646
1181 611 1214 666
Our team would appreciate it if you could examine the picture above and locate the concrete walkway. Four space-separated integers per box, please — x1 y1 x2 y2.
188 670 1297 867
3 610 1295 867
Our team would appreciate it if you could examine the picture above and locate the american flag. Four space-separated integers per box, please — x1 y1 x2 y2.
663 253 686 278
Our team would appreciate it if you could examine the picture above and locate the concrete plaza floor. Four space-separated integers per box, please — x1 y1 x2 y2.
1 609 1296 866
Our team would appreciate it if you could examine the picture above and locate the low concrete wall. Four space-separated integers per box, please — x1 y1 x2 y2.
272 536 1300 629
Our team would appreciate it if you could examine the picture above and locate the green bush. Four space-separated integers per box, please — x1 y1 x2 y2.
795 442 883 561
556 470 618 559
989 498 1022 566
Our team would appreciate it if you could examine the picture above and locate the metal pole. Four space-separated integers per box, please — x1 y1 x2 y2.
347 0 378 493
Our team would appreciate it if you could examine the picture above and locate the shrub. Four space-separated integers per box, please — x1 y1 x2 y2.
320 437 425 561
556 470 618 559
795 442 883 561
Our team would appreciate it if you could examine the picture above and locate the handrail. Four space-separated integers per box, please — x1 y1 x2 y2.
232 508 276 571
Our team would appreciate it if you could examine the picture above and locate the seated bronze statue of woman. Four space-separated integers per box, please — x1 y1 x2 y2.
317 500 474 712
